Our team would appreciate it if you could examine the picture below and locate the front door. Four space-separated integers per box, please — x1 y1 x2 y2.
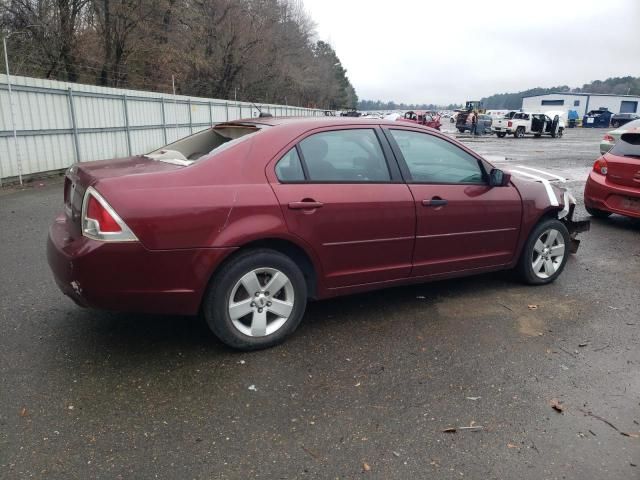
268 127 416 288
384 127 522 277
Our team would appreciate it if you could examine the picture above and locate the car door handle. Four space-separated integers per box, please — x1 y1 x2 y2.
288 200 324 210
422 198 448 207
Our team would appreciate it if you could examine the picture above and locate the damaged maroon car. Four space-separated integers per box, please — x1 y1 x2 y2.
397 110 442 130
48 117 588 350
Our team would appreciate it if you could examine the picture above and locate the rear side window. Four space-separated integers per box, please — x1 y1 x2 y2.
299 129 391 182
275 148 305 182
610 133 640 157
389 129 485 184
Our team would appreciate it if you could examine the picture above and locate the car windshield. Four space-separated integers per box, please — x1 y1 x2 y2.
609 133 640 158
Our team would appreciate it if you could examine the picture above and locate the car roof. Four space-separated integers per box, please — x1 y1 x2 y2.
218 116 420 129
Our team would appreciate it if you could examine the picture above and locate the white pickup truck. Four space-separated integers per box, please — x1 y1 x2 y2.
493 112 564 138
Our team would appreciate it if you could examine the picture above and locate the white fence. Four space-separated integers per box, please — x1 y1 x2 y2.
0 74 324 183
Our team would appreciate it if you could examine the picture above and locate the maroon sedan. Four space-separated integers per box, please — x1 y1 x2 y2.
48 117 588 350
584 132 640 219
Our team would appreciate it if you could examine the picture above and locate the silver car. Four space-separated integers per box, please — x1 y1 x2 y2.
600 118 640 154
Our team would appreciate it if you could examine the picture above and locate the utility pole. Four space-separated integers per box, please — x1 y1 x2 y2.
2 34 23 186
172 75 178 140
1 26 41 186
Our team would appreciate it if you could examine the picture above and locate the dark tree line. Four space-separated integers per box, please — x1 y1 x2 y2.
481 85 571 110
481 76 640 110
577 76 640 96
0 0 358 108
358 99 462 111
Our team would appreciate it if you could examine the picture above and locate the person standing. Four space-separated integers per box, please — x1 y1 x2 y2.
469 110 478 135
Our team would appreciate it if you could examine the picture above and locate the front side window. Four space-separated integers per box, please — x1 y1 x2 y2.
298 129 391 182
389 129 485 184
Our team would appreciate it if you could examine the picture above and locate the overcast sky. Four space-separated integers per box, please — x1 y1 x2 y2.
303 0 640 105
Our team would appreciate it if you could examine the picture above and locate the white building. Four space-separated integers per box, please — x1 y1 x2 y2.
521 92 640 118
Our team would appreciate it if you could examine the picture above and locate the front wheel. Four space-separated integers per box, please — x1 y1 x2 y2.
203 249 308 350
517 218 570 285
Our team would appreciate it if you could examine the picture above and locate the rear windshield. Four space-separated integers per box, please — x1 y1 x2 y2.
146 124 263 164
610 133 640 157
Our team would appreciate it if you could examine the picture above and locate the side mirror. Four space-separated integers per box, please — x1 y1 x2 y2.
489 168 511 187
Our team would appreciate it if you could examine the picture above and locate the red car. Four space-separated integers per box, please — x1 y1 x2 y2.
398 110 442 130
584 132 640 219
48 117 588 350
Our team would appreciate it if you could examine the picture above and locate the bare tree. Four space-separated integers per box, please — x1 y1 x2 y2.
1 0 358 106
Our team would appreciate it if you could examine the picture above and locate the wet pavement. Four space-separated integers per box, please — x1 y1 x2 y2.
1 126 639 479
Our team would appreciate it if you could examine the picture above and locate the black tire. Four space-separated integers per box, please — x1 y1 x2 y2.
585 205 612 218
534 134 542 138
557 128 563 137
612 121 620 128
458 127 466 133
517 218 570 285
514 127 525 138
203 249 308 350
496 132 506 138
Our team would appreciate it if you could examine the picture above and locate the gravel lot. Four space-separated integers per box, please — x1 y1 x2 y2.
1 125 639 479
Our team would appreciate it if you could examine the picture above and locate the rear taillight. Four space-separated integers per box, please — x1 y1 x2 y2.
603 134 615 142
81 187 138 242
593 157 608 175
508 121 513 128
87 195 121 233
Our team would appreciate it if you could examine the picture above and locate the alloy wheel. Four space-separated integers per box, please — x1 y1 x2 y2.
531 228 566 279
228 267 294 337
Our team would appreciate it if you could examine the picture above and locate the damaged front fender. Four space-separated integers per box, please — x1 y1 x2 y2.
557 191 590 253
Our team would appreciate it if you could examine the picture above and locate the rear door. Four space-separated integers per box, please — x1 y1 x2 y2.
268 126 416 289
384 127 522 277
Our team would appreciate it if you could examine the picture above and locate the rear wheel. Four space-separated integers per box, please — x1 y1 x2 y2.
203 249 308 350
585 206 612 218
517 218 570 285
514 127 525 138
458 127 466 133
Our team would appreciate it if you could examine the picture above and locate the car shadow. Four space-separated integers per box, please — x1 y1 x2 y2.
58 269 517 359
293 270 517 331
67 308 233 355
589 214 640 232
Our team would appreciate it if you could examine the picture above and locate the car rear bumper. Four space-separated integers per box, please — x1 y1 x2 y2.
584 171 640 218
47 214 235 315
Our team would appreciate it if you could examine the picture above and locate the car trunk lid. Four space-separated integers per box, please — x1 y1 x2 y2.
63 156 184 238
